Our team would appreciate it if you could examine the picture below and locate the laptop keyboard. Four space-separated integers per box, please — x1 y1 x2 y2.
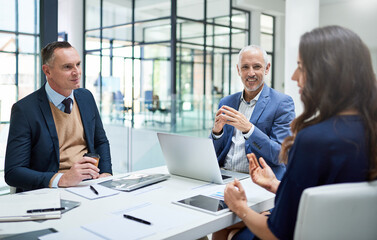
221 175 231 180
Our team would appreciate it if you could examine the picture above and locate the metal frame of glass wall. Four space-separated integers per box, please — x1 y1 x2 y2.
83 0 250 135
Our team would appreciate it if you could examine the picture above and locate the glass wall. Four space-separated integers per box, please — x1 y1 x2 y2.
84 0 250 129
0 0 40 172
260 13 275 87
84 0 250 171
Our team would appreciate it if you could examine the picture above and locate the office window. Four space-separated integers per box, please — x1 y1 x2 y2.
260 13 275 88
0 0 40 172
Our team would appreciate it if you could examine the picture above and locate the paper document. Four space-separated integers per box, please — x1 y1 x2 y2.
66 184 119 200
0 189 61 222
39 227 104 240
81 202 201 240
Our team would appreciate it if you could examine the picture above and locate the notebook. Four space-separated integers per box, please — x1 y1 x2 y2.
157 133 249 184
0 190 61 222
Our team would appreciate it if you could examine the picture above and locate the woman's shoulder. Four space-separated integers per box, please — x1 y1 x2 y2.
297 115 364 145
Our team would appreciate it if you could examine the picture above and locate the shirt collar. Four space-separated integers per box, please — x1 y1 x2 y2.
240 87 262 105
45 81 74 107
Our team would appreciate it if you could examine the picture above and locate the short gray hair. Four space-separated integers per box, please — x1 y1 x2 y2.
238 45 269 66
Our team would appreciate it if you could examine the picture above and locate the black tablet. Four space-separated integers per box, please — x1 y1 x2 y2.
173 194 229 215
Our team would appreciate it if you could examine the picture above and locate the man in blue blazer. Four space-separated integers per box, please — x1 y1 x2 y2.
5 41 112 192
211 45 294 180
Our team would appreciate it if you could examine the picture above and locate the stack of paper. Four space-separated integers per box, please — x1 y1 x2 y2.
0 189 61 222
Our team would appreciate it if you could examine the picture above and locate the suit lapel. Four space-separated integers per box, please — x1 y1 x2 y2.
250 85 270 124
231 92 242 110
37 86 60 162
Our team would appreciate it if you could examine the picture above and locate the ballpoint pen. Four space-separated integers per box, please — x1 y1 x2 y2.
27 207 65 213
90 185 99 195
123 214 151 225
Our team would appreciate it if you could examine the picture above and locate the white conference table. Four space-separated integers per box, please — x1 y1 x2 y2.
0 166 275 240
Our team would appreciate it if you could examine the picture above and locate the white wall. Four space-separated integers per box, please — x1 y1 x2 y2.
285 0 319 116
319 0 377 75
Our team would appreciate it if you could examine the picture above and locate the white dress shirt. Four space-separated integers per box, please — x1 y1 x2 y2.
213 90 261 173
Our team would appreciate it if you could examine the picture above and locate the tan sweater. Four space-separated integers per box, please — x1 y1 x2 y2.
49 100 88 173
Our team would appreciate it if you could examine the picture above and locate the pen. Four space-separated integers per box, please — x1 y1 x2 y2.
90 185 99 195
27 207 65 213
123 214 151 225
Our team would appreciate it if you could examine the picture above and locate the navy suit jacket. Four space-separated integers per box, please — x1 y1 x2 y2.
5 85 112 192
211 85 295 180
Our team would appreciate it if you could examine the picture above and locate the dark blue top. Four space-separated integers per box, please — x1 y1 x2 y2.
267 115 369 240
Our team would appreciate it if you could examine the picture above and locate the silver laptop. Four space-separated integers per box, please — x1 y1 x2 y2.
157 132 249 184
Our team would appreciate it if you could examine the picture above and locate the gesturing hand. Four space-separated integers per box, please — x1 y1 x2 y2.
217 105 252 133
224 179 248 217
58 157 100 187
212 107 228 134
248 153 280 194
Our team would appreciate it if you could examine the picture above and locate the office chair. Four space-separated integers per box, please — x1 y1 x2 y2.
294 180 377 240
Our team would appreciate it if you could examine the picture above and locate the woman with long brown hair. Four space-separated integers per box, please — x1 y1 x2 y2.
214 25 377 240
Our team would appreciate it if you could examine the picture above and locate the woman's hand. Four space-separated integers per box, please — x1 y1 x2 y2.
248 153 280 193
224 179 249 217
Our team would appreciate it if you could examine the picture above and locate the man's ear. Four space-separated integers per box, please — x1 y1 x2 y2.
265 63 271 75
42 64 50 77
236 64 241 76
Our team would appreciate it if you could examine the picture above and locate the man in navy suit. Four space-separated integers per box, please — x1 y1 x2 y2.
5 41 112 192
211 45 294 180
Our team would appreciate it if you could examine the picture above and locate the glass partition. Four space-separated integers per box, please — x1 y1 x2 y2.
0 0 40 174
84 0 250 172
260 13 275 87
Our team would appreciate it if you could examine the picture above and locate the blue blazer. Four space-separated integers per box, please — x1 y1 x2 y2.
211 85 295 180
5 85 112 192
